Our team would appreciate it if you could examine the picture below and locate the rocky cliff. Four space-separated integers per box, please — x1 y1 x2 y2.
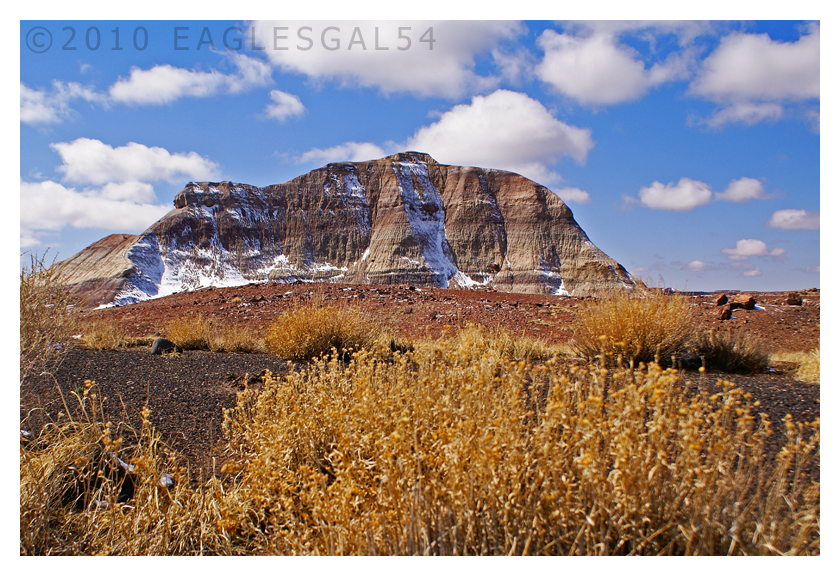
53 152 635 307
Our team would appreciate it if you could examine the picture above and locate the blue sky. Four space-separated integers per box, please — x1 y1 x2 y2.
20 18 821 292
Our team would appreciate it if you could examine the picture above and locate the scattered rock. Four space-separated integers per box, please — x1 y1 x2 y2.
786 292 803 306
151 338 183 355
718 304 733 321
715 293 728 306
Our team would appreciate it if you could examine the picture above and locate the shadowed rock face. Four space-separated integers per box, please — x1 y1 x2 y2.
54 152 635 307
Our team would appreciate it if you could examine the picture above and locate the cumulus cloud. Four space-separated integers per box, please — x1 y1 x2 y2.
264 90 306 122
108 54 272 105
296 91 593 190
689 24 819 127
50 138 220 185
743 268 763 277
691 25 819 103
683 260 708 272
535 30 691 106
697 102 784 128
721 239 785 261
20 179 170 247
551 187 591 205
715 177 770 202
638 178 712 211
251 21 523 98
20 81 102 125
404 90 593 185
766 209 820 230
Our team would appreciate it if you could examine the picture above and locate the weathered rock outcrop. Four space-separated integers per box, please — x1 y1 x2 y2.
54 152 636 307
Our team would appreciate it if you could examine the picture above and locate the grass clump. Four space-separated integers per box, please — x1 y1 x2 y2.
571 289 695 366
795 349 820 384
20 253 76 383
692 328 770 374
163 315 265 353
773 349 820 384
77 319 155 350
263 304 375 361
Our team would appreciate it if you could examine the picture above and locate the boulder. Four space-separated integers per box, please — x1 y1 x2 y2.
718 304 733 321
151 338 183 355
786 292 803 306
730 294 756 310
715 293 728 306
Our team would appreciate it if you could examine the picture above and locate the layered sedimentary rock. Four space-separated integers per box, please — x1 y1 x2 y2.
53 152 635 307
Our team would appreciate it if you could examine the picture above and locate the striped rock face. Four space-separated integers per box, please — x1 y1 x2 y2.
53 152 635 308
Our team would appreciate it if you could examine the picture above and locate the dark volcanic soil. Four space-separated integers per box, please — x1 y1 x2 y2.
21 283 820 478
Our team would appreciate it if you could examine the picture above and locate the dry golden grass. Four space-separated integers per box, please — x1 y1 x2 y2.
263 304 376 361
571 290 696 366
773 349 820 384
163 315 266 353
20 253 76 383
217 345 819 555
77 319 155 350
692 328 770 374
20 328 820 555
20 382 231 555
796 349 820 384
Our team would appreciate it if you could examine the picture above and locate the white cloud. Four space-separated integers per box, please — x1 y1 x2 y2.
721 239 785 261
535 30 690 106
690 25 819 104
689 24 819 127
108 54 272 105
404 90 593 186
20 81 102 125
50 138 220 185
297 142 389 165
715 177 770 202
296 90 593 188
743 268 763 277
251 21 523 98
264 90 306 122
638 178 712 211
20 179 170 247
684 260 708 272
699 102 784 128
805 266 820 273
552 187 591 205
766 209 820 230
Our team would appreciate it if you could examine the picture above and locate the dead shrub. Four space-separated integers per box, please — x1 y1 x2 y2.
571 290 696 366
263 304 376 361
692 328 769 374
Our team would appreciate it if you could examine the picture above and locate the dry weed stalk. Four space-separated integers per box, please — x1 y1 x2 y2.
20 253 76 383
